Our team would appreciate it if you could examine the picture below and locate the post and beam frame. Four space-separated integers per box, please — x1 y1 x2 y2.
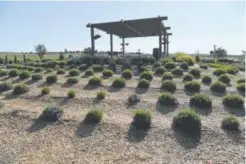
86 16 171 58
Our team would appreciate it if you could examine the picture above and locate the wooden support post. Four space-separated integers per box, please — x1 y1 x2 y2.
159 33 162 59
90 26 95 56
110 33 113 59
163 34 166 58
122 37 125 57
167 35 169 57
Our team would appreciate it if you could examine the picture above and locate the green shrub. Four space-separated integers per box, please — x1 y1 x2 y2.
102 69 113 77
85 109 103 124
34 67 44 73
180 62 189 70
161 80 176 92
154 67 166 75
153 62 162 69
164 62 176 70
210 81 226 93
121 62 131 71
112 78 125 88
195 55 200 62
59 53 65 60
46 75 58 83
31 74 43 81
19 71 31 80
184 81 201 92
160 58 173 65
127 94 140 105
183 74 193 82
88 76 102 86
67 77 79 84
172 109 201 133
158 92 178 106
122 69 133 79
139 66 149 74
12 84 29 95
213 68 226 76
8 69 19 77
133 109 152 129
222 94 244 108
140 71 153 81
57 61 66 68
218 74 230 84
97 90 106 99
189 94 212 108
162 72 173 81
137 79 150 88
237 78 245 84
46 68 53 73
199 64 208 69
0 82 13 92
171 68 183 76
40 106 63 121
202 75 212 84
85 69 94 76
69 69 80 76
93 65 104 72
226 67 238 75
0 69 8 76
67 89 76 98
175 52 195 66
222 116 240 131
27 66 35 71
237 83 245 93
189 68 201 78
79 64 88 71
41 87 50 95
57 69 66 74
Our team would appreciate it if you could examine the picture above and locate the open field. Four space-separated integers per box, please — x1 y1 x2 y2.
0 52 81 61
0 60 245 163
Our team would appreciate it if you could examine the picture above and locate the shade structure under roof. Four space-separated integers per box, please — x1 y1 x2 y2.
87 16 168 38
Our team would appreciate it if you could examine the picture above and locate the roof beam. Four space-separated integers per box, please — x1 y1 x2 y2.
122 22 145 37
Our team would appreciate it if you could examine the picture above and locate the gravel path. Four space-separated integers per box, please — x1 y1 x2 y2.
0 68 245 164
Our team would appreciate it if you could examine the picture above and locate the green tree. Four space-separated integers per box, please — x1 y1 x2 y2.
34 44 47 60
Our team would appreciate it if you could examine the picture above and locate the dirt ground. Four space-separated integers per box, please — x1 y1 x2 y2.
0 66 245 164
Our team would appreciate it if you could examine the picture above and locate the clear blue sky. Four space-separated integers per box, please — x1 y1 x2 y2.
0 1 245 55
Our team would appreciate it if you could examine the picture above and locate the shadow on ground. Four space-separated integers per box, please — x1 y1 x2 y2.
11 78 23 84
135 87 149 94
83 84 100 90
107 86 123 92
223 129 244 143
25 79 37 85
38 82 54 88
75 120 98 138
61 82 75 88
156 102 177 114
173 129 201 149
3 93 19 100
223 105 245 116
93 98 101 104
27 118 55 133
59 97 70 106
191 106 212 116
1 76 12 81
211 91 226 97
184 90 201 96
127 122 149 142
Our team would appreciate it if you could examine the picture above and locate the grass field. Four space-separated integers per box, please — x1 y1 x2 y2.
0 52 81 61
